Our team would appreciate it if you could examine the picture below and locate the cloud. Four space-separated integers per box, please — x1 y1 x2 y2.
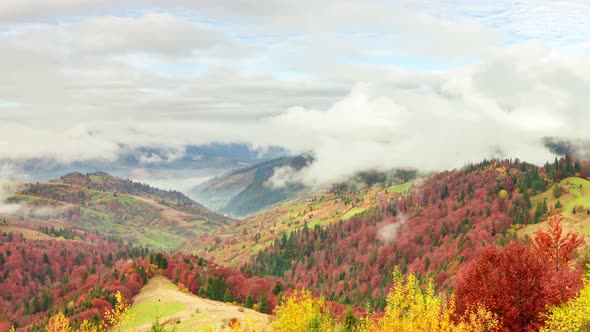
378 214 407 244
0 2 589 189
260 45 590 185
0 163 24 214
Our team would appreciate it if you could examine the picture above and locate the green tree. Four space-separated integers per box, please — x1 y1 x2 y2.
272 281 283 296
552 185 561 199
223 289 233 303
245 294 254 308
258 291 269 313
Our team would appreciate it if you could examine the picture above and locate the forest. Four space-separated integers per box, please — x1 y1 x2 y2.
2 157 590 331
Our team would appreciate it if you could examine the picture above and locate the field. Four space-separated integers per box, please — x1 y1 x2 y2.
127 276 270 332
520 177 590 239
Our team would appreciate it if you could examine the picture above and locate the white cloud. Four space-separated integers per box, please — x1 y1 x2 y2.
0 1 589 188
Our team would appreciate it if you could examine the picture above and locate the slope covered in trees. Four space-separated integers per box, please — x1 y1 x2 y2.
193 170 414 265
242 158 587 312
0 226 287 331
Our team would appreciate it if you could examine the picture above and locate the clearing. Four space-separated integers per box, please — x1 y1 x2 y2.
126 275 270 332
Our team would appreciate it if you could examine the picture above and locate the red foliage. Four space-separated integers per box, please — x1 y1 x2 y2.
454 241 583 331
531 215 584 271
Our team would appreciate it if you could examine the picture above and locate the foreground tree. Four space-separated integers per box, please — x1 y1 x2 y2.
532 215 584 272
46 312 71 332
104 291 134 331
455 238 583 331
271 289 337 332
541 271 590 331
362 268 498 332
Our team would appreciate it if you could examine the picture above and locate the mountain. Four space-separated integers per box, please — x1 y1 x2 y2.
3 157 590 331
190 155 311 217
240 158 590 310
5 171 235 250
194 171 415 265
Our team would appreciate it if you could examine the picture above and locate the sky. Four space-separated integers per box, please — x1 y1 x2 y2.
1 0 590 187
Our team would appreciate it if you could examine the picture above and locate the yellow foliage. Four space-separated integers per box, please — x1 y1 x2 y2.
46 311 72 332
104 291 134 331
455 304 500 332
498 190 508 200
370 268 452 332
79 319 104 332
541 274 590 331
361 268 499 332
271 289 336 332
230 318 270 332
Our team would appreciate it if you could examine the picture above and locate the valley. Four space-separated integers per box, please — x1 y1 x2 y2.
2 156 590 332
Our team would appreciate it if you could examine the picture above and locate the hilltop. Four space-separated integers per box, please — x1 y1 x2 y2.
5 172 235 250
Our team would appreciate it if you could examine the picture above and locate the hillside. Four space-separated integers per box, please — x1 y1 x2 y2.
5 172 235 250
517 176 590 239
0 220 283 331
241 159 586 309
128 275 270 332
191 156 310 217
190 174 414 265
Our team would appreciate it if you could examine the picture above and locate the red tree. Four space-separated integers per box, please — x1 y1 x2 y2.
531 215 584 271
454 240 582 331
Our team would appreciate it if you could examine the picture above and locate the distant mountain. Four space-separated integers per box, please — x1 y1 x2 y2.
6 171 235 250
191 155 311 217
4 143 287 185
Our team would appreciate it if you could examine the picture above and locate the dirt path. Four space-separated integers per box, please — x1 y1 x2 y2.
128 275 270 332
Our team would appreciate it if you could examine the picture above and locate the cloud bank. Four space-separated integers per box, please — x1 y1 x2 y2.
0 1 589 187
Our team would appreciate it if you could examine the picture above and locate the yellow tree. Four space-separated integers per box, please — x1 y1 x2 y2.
46 311 72 332
79 319 104 332
362 268 499 332
374 268 453 332
104 291 134 331
541 271 590 331
271 289 336 332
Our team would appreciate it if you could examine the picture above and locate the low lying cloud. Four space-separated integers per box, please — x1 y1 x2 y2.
21 205 70 220
0 163 23 214
266 166 300 189
262 46 588 185
378 214 407 244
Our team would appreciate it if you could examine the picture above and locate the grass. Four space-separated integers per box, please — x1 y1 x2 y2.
128 301 186 328
387 182 413 194
340 207 366 220
520 177 590 240
306 218 332 228
100 193 136 204
128 275 269 332
89 174 107 182
252 240 273 252
7 194 41 202
560 177 590 212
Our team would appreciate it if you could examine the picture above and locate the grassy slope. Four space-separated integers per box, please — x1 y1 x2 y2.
6 177 233 251
127 275 269 332
194 181 413 266
519 177 590 239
